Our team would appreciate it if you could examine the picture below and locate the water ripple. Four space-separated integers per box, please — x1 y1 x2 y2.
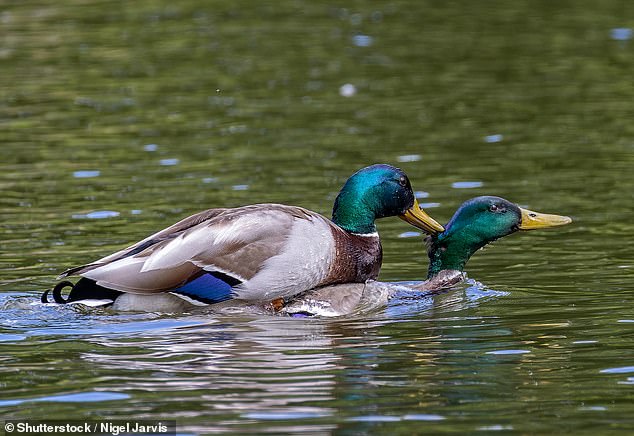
485 349 531 355
452 181 484 189
599 366 634 374
0 391 129 407
71 210 120 219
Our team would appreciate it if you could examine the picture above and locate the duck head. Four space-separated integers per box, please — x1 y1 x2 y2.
332 164 444 235
427 196 572 277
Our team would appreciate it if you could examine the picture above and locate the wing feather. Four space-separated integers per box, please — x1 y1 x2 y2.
60 204 316 295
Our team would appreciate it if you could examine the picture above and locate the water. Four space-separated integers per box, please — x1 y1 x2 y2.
1 1 633 434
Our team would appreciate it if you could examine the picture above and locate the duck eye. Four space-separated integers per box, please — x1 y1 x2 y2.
488 204 506 213
398 176 407 187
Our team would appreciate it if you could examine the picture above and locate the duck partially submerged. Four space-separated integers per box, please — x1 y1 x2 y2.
280 196 572 317
41 164 443 307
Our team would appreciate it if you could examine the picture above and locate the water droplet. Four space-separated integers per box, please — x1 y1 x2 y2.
452 181 483 189
339 83 357 97
73 170 100 178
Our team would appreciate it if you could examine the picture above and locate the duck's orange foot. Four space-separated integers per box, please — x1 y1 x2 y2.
269 297 285 312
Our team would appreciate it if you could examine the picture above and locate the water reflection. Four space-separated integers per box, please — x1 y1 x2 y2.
0 392 130 407
71 210 121 219
610 28 632 41
2 270 634 433
1 286 501 432
73 170 101 178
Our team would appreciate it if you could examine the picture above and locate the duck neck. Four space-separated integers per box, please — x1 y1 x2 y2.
331 186 378 234
426 231 484 278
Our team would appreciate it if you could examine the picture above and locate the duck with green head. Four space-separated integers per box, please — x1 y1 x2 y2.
280 195 572 317
41 164 444 309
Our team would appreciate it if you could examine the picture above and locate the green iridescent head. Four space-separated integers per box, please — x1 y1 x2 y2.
332 164 444 235
427 196 572 277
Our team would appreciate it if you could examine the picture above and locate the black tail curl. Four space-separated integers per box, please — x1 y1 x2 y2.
40 278 122 305
41 281 74 304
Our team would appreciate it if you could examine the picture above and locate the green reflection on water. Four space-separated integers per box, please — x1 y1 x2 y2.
1 0 633 434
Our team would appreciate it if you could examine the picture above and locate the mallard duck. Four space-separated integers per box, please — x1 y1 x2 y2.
281 195 572 316
41 164 444 308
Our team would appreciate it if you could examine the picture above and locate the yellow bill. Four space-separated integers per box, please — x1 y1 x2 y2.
519 207 572 230
399 198 445 234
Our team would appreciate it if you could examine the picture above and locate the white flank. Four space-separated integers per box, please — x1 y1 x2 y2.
112 293 196 312
67 299 114 307
234 217 335 301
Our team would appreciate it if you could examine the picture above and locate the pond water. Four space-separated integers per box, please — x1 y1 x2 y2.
1 1 633 434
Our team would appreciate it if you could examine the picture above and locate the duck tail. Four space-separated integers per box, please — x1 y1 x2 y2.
40 278 122 305
41 281 75 304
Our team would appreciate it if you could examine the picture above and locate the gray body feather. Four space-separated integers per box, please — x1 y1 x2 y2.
60 204 381 301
